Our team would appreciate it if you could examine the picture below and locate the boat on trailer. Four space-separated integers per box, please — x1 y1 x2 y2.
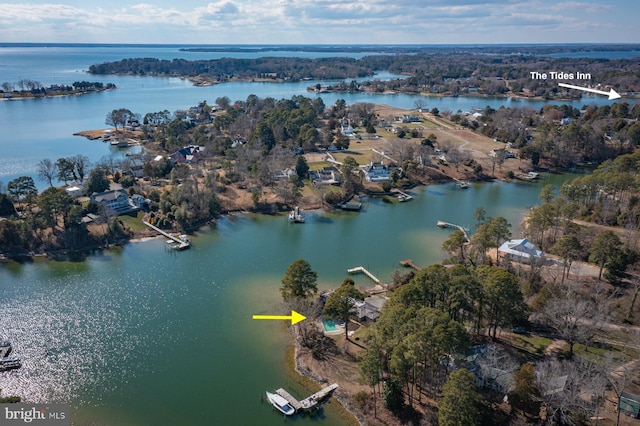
266 391 296 416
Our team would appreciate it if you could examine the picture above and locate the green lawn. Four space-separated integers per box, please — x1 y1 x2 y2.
421 119 440 129
118 211 147 232
333 151 372 165
308 161 332 171
510 334 552 357
573 341 639 362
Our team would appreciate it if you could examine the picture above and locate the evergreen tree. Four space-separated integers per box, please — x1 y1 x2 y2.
85 168 111 195
439 369 482 426
280 259 318 300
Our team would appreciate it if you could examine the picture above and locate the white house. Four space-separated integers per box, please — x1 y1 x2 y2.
273 168 296 181
362 161 392 182
311 167 341 185
352 295 388 322
65 182 85 198
340 120 354 136
90 189 135 216
498 238 544 262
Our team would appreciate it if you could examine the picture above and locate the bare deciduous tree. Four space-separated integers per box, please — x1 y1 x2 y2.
36 159 58 187
542 285 602 358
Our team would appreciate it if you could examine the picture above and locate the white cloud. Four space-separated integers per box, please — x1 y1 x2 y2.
0 1 635 44
548 2 612 13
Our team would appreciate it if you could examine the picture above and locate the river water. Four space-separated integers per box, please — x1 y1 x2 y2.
0 45 621 425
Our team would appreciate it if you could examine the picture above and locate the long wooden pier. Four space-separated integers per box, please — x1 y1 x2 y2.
142 220 190 250
348 266 382 284
436 220 470 242
274 383 339 413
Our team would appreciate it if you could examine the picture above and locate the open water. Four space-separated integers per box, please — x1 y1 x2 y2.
0 45 627 425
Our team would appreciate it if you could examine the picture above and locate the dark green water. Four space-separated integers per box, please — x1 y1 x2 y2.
0 175 574 425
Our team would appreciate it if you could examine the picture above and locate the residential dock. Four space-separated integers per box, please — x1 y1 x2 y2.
400 259 422 271
390 188 413 201
142 220 190 250
0 340 11 359
274 383 339 413
347 266 383 285
436 220 470 242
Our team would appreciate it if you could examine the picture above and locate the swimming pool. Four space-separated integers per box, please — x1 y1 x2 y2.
321 319 337 332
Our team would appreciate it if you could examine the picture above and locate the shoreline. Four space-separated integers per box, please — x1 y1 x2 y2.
288 335 364 425
0 87 115 101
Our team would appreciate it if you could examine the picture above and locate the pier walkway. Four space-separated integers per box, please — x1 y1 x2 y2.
436 220 470 242
274 383 339 413
348 266 383 285
142 220 190 250
400 259 422 271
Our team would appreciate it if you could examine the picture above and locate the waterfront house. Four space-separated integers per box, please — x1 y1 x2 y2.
311 167 341 185
402 114 420 123
498 239 544 263
362 161 392 182
169 145 205 164
353 295 388 322
65 182 85 198
90 189 135 216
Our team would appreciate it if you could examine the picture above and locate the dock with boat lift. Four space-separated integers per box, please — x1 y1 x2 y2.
437 220 470 242
274 383 339 413
142 220 190 250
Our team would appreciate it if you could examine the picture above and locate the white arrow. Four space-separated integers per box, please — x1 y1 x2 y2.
558 82 621 100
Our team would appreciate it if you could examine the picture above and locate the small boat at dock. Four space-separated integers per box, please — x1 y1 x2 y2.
0 357 22 371
288 207 305 223
266 391 296 416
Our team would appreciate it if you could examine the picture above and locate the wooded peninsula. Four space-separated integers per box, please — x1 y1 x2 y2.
88 46 640 99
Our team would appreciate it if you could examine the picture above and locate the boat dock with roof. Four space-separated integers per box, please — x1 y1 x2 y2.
272 383 339 413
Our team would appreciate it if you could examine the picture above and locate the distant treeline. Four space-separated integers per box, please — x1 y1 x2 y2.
88 57 380 82
1 80 115 97
179 44 640 55
88 53 639 99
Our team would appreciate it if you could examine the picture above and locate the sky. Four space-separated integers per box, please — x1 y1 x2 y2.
0 0 638 45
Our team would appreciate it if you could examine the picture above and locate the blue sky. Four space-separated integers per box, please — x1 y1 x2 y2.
0 0 638 44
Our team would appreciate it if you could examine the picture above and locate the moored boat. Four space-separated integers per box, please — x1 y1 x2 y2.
266 391 296 416
288 207 305 223
0 357 22 371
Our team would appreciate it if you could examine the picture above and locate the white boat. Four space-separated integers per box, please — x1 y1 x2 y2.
266 391 296 416
0 357 21 371
456 181 470 189
288 207 305 223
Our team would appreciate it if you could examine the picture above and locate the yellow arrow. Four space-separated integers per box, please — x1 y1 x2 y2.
252 310 306 325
